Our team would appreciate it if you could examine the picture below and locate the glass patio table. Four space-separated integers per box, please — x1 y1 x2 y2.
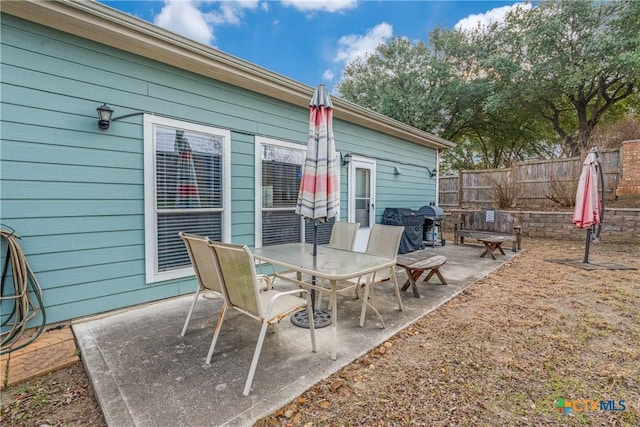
251 243 396 360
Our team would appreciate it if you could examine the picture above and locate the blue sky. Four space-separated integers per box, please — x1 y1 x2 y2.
98 1 528 89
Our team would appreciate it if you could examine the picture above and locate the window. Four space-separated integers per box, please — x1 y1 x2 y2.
144 115 230 283
255 137 333 247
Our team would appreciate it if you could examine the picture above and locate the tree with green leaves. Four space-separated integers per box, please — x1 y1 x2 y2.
429 23 557 171
483 0 640 157
337 0 640 170
338 37 446 132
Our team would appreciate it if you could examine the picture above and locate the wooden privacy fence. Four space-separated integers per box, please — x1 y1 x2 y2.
439 148 621 209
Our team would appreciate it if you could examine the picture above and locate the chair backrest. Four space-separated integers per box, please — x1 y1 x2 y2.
209 242 262 319
365 224 404 258
328 222 360 251
179 232 223 294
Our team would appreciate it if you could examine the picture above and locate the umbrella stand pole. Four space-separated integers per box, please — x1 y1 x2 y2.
291 221 332 329
311 223 318 311
583 227 592 264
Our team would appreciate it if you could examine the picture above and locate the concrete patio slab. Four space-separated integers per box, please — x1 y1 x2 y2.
73 243 520 426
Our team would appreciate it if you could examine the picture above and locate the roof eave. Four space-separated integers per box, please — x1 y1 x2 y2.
2 0 455 150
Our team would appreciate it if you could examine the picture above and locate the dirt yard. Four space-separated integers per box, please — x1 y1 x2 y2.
2 236 639 426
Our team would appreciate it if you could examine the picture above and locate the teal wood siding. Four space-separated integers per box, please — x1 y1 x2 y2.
0 14 437 325
337 120 438 221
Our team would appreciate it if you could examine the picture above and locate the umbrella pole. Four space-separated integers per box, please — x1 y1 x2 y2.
311 223 318 312
291 220 332 329
583 227 592 263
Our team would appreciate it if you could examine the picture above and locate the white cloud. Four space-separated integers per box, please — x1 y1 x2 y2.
322 69 335 81
207 0 260 25
282 0 357 13
154 0 214 45
454 2 532 32
334 22 393 64
153 0 260 46
324 22 392 88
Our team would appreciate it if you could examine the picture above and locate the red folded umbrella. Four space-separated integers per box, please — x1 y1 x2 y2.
572 151 600 229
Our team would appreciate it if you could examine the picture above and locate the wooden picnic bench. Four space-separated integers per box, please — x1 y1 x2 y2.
454 210 522 256
396 250 447 298
476 235 509 260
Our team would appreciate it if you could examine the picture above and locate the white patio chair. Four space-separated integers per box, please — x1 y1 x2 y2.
323 224 404 327
207 242 316 396
353 224 405 327
316 221 361 307
178 233 272 337
178 232 226 338
328 221 360 251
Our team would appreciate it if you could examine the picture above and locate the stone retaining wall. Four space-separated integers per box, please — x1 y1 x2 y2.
442 208 640 244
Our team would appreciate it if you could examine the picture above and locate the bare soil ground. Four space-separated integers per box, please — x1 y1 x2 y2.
2 237 639 427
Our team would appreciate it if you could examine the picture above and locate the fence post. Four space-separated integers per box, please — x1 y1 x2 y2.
512 163 518 208
458 172 463 208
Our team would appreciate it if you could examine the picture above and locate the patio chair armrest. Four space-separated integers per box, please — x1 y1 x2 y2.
256 274 274 291
268 288 311 302
264 288 312 320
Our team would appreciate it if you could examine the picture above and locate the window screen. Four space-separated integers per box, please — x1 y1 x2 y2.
261 144 303 246
259 142 335 246
155 126 224 272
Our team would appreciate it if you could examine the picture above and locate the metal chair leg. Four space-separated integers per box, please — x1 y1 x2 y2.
206 302 228 364
180 289 201 337
243 320 270 396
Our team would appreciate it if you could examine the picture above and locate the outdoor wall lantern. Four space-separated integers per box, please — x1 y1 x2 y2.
341 152 352 167
97 103 144 130
97 103 113 129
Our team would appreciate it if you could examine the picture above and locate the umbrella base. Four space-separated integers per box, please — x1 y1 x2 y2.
291 309 332 329
546 259 636 271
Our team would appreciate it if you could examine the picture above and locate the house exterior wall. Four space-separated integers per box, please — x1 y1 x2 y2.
0 14 439 325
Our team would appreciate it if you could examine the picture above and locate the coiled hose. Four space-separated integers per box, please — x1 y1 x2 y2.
1 226 46 355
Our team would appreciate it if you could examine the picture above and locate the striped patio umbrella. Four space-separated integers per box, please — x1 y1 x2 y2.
174 130 201 209
292 84 340 328
295 84 340 227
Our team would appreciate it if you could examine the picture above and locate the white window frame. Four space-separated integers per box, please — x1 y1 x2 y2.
254 136 306 248
144 114 231 283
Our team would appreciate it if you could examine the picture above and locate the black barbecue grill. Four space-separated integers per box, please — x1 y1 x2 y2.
418 204 446 247
382 208 424 254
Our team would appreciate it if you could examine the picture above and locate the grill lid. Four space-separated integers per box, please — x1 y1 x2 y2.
382 208 424 226
418 205 445 220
